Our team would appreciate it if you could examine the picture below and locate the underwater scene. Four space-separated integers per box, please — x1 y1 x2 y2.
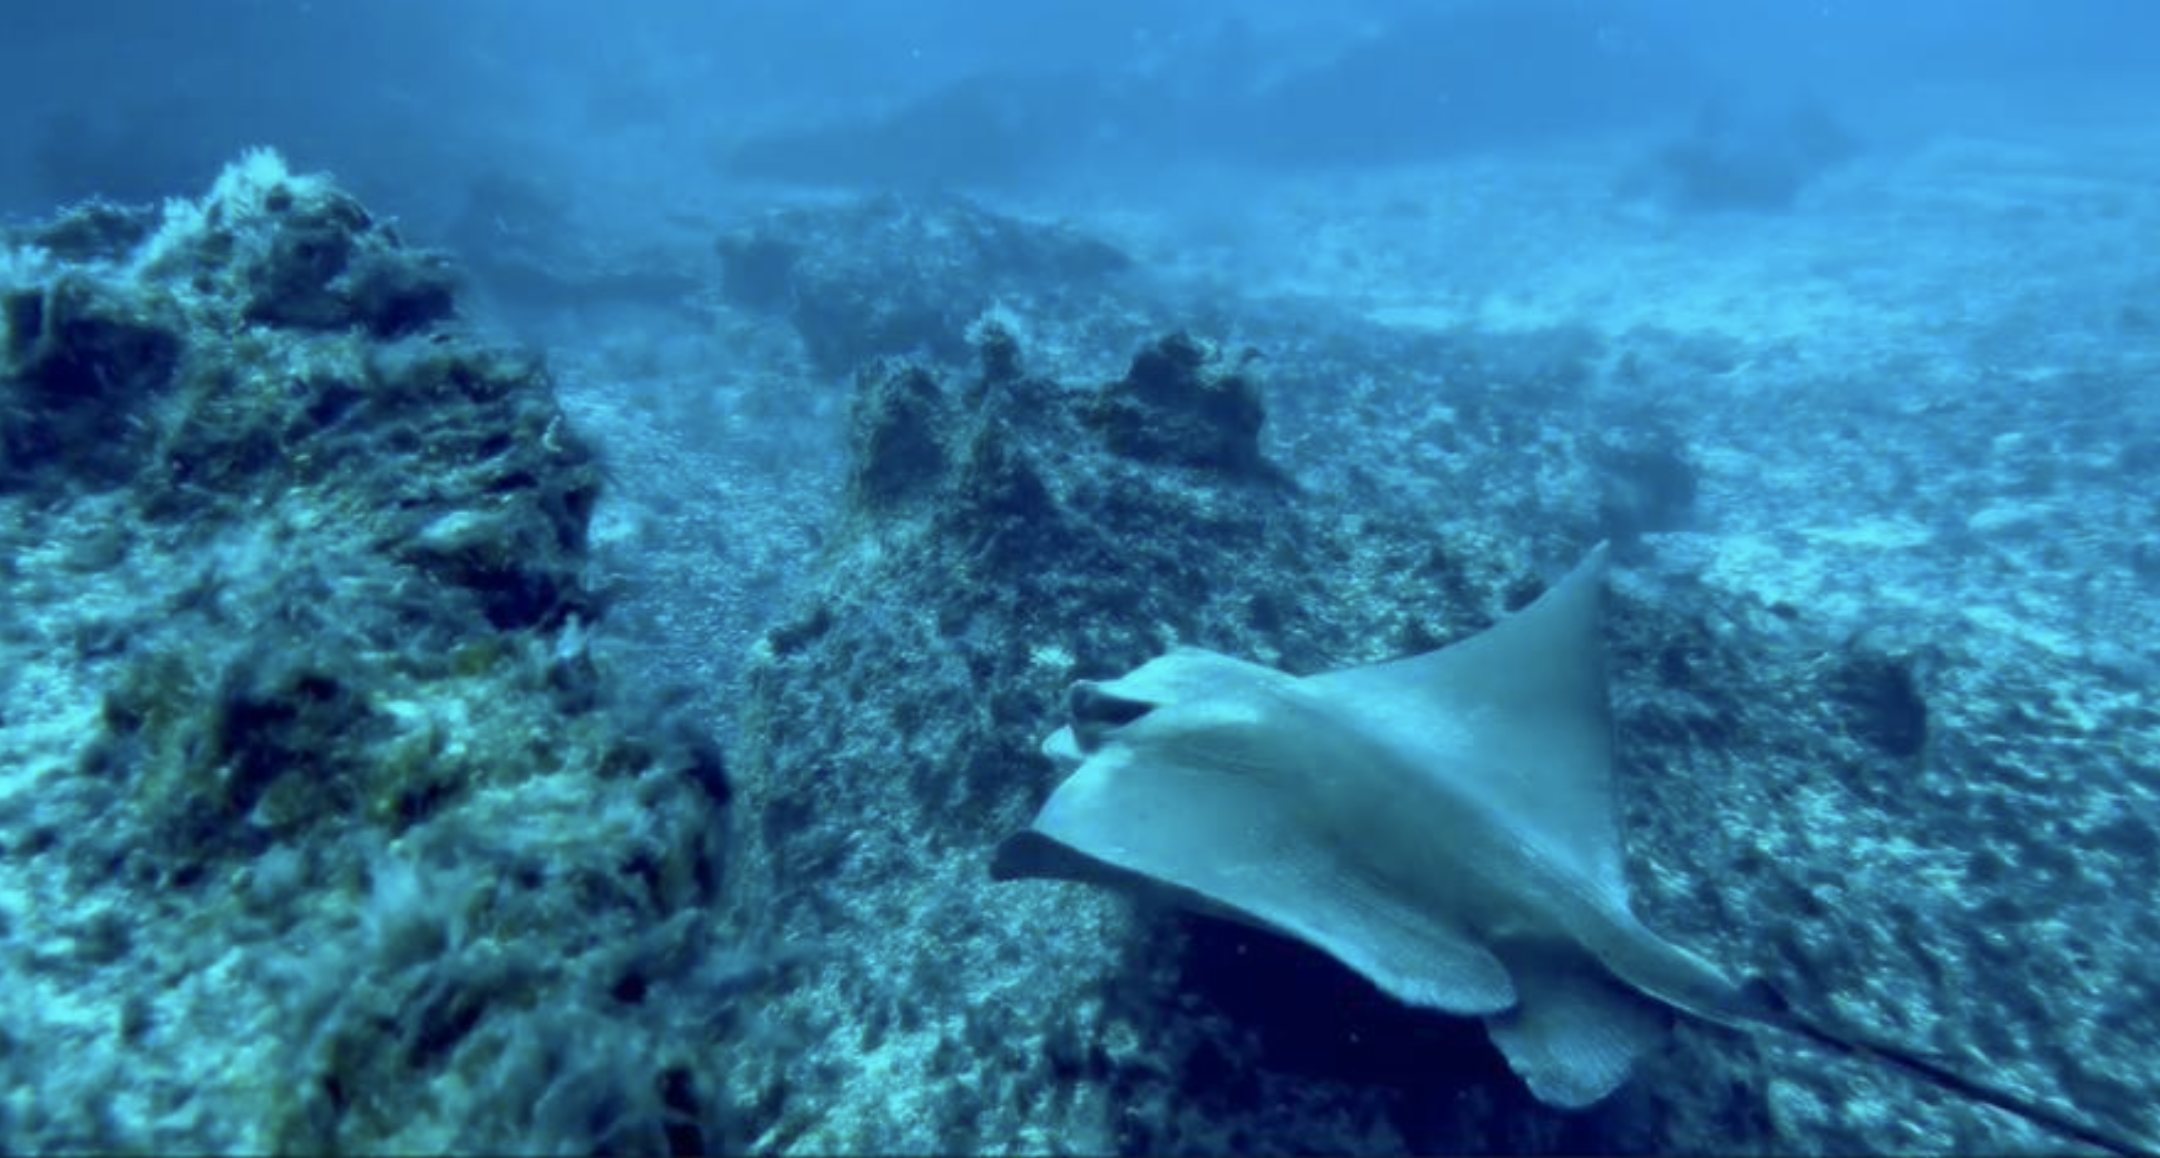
1 1 2156 1154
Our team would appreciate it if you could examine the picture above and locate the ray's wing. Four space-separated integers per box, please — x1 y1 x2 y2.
1018 647 1518 1015
1304 542 1626 901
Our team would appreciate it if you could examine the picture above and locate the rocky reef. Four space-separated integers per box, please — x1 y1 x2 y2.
0 152 756 1154
715 191 1134 376
3 157 2151 1157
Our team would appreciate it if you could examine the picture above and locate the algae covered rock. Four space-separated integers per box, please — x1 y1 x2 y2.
716 191 1133 376
1 271 183 487
0 150 764 1155
1088 330 1279 481
846 360 951 513
169 152 458 337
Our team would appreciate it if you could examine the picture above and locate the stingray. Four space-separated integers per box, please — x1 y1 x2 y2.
994 544 2144 1154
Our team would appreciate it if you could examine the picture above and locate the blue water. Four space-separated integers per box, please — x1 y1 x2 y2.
1 2 2156 1154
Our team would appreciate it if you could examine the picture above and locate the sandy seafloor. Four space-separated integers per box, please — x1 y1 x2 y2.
1243 121 2155 660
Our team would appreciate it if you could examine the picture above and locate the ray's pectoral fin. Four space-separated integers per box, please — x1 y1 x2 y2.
1011 648 1521 1016
989 822 1517 1017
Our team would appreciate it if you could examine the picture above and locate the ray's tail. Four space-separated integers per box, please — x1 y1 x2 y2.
1747 979 2150 1157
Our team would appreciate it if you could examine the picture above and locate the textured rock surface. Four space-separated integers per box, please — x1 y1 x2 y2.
0 153 759 1154
716 192 1135 376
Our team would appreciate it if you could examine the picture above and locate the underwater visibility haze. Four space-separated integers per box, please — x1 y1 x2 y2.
1 0 2157 1153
